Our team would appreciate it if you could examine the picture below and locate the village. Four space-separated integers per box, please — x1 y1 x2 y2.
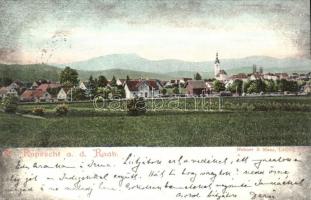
0 54 311 103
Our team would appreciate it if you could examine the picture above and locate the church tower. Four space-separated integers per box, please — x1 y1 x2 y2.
214 52 220 77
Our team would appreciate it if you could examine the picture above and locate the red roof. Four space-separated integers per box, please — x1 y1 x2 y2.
232 73 248 79
125 80 159 91
37 83 62 92
21 90 36 100
33 89 46 98
21 88 52 100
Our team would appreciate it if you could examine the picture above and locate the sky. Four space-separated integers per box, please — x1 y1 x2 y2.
0 0 310 64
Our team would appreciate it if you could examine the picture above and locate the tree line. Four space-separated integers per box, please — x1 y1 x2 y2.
213 79 303 94
59 66 125 100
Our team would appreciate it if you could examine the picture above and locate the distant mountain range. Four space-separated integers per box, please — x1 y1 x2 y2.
59 53 311 75
1 54 310 83
0 64 173 82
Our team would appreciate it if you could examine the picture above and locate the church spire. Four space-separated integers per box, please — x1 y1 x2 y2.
215 52 220 64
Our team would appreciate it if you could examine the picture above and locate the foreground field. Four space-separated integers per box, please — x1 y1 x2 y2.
0 110 310 147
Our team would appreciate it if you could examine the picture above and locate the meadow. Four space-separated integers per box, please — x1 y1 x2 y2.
0 96 310 147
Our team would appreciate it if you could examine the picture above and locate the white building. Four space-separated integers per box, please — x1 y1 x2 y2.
79 81 88 90
214 52 220 77
57 88 68 101
0 87 18 99
216 69 229 81
214 53 228 81
124 80 161 99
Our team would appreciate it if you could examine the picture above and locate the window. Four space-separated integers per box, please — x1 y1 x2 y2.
145 92 148 97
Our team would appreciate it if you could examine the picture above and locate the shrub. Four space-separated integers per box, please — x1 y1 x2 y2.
55 104 69 116
127 97 146 116
1 95 19 113
32 106 45 116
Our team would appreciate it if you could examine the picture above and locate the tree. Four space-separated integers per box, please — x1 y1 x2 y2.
172 86 179 94
111 76 117 87
116 85 126 98
265 80 277 93
244 80 266 94
229 79 243 95
72 88 87 100
94 78 98 88
98 75 108 87
0 77 13 86
2 95 19 113
126 75 130 81
194 72 202 80
213 80 225 92
161 88 167 95
47 87 60 96
60 66 79 86
87 75 96 99
247 82 257 93
127 97 146 116
256 79 266 93
276 79 298 92
97 87 111 99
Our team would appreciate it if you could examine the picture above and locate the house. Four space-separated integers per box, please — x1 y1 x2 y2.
0 87 8 99
20 83 61 102
185 80 207 96
8 80 23 90
57 88 74 101
20 88 53 102
33 90 52 102
31 81 40 89
116 79 126 86
298 73 307 80
164 81 174 88
250 72 263 80
304 84 311 94
20 89 36 102
204 81 214 93
216 69 228 81
275 73 289 80
79 81 88 90
124 79 161 99
231 73 248 82
179 78 193 86
57 88 70 101
0 87 18 99
264 73 278 81
290 73 299 80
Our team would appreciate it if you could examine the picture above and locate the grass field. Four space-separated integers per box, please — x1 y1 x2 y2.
0 108 310 147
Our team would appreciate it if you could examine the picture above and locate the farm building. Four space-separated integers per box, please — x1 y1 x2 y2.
185 80 207 96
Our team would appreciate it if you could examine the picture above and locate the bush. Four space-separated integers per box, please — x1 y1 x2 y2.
1 95 19 113
55 104 69 116
127 97 146 116
32 106 45 116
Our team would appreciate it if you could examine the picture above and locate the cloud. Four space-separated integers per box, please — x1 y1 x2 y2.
0 48 22 64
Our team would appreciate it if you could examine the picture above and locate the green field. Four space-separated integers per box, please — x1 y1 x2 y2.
0 96 311 147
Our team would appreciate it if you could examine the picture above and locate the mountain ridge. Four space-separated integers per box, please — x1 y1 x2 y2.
58 53 311 74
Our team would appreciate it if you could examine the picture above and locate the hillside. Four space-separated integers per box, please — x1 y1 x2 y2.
0 64 61 82
0 64 173 83
78 68 173 81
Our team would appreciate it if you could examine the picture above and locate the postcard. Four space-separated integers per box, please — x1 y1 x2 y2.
0 0 310 199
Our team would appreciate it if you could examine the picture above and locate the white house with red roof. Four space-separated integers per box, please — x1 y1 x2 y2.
124 79 161 99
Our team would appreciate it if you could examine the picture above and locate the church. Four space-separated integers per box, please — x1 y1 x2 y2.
214 53 228 81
